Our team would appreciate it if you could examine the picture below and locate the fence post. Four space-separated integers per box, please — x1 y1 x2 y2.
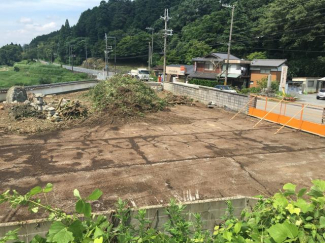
275 104 309 135
264 97 268 112
253 99 284 128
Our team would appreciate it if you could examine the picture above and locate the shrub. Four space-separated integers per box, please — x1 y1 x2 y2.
88 75 166 117
1 180 325 242
13 66 20 72
189 79 222 87
38 77 52 84
9 104 46 120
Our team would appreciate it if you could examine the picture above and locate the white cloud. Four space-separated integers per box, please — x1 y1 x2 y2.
0 0 100 47
25 21 57 32
1 0 101 11
19 17 33 24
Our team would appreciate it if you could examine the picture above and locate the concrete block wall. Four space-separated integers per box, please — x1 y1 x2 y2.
164 82 253 113
0 197 257 241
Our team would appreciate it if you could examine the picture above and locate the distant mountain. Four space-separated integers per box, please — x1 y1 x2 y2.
20 0 325 77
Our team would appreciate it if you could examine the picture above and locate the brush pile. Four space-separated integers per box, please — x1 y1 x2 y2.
57 100 88 120
88 75 167 117
163 92 195 106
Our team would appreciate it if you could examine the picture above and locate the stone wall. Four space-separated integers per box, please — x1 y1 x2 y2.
164 82 254 112
0 197 257 241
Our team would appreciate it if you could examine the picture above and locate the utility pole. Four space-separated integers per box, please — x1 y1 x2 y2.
221 1 235 86
146 27 154 69
105 33 108 77
85 43 88 69
70 45 74 72
160 9 173 83
68 44 71 67
148 42 151 70
107 36 117 74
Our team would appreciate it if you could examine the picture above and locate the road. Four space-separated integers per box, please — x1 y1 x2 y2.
297 94 325 106
38 60 115 80
256 99 324 124
62 65 115 80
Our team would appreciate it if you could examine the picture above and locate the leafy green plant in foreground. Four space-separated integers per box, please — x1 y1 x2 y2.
0 180 325 242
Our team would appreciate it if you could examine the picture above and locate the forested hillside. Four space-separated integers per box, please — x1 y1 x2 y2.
14 0 325 77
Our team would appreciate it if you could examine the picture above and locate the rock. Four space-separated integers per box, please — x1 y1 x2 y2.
24 100 31 105
207 101 216 108
6 86 28 103
0 105 4 110
2 101 6 104
46 95 53 98
34 93 44 98
47 107 56 117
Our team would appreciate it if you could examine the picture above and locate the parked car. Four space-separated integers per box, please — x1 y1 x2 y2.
130 69 150 81
214 85 237 93
316 89 325 100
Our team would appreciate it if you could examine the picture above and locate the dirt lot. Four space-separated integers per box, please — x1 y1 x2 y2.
0 95 324 222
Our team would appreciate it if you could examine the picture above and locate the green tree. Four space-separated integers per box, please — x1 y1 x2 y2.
247 51 267 60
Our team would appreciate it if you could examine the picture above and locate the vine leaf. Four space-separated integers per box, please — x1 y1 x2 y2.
76 199 92 217
320 216 325 228
48 221 74 243
68 220 85 240
87 189 103 201
74 189 81 199
268 221 298 243
283 183 296 192
43 183 53 193
29 187 42 196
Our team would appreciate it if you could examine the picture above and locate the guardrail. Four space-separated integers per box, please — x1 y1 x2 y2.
0 80 99 102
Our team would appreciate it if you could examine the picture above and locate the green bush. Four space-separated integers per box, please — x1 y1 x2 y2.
189 79 222 87
38 77 52 84
88 75 166 116
1 180 325 243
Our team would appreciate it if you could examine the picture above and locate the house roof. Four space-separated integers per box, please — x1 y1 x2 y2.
251 59 287 67
318 77 325 81
152 65 163 70
208 53 240 60
220 73 241 78
188 72 218 80
192 53 240 62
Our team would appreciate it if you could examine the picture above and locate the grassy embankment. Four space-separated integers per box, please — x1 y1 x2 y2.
0 61 89 88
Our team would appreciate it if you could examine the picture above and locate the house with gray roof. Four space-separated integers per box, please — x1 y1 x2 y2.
250 59 287 87
190 53 251 88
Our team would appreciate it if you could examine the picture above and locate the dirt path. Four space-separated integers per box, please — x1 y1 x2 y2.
0 105 324 222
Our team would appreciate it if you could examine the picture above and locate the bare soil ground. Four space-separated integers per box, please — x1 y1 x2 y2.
0 92 324 223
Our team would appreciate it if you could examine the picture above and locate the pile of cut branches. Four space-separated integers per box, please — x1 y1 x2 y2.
57 100 88 120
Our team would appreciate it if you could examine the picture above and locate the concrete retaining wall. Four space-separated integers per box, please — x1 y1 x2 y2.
0 197 257 241
164 82 252 112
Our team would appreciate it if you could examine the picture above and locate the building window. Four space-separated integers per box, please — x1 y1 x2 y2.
205 63 214 71
308 81 315 87
261 69 271 74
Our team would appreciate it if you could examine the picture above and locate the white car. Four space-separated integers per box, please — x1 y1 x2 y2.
316 89 325 100
214 85 237 93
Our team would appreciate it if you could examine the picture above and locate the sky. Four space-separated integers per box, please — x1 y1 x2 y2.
0 0 101 48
